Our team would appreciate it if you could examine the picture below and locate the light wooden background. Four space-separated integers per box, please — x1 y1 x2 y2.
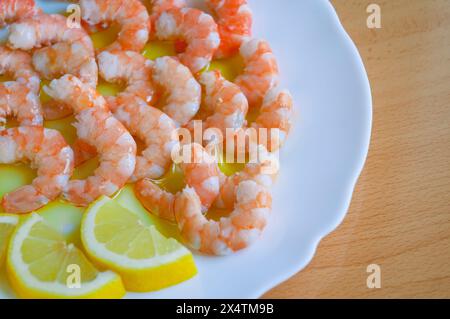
264 0 450 298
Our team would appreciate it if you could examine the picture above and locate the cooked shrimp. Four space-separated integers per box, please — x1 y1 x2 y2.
206 0 252 59
145 0 186 25
188 70 248 136
0 46 42 128
7 13 94 53
0 127 74 214
44 75 137 206
98 50 154 104
33 42 98 120
7 13 97 120
32 42 98 88
154 7 220 73
98 50 178 181
0 0 40 27
151 56 201 126
251 87 293 151
214 144 279 210
174 179 272 255
135 143 221 222
234 38 279 108
80 0 150 52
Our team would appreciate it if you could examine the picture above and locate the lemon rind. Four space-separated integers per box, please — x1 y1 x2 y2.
0 214 19 226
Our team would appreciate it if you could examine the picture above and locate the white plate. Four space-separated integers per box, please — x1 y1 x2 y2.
1 0 372 298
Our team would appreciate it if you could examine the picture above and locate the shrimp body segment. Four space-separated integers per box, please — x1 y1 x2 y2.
0 46 42 128
174 179 272 255
252 87 294 152
206 0 253 59
0 0 40 27
44 75 137 206
192 70 248 135
234 38 279 108
146 0 186 26
151 56 201 126
0 127 74 214
135 143 221 222
80 0 150 52
98 51 178 181
154 7 220 73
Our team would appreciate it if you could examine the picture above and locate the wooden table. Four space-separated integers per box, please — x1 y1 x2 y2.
264 0 450 298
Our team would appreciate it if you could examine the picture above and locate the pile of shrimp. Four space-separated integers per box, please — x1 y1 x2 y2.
0 0 294 256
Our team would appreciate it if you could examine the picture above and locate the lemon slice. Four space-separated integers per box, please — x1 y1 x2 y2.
81 195 197 292
0 214 19 267
7 214 125 299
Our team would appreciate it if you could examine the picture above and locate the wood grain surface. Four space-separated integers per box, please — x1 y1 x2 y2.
264 0 450 298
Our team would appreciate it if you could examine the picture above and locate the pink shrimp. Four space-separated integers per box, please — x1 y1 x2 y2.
33 42 99 120
188 70 248 136
135 143 221 222
0 127 74 214
80 0 150 52
172 145 278 255
0 0 41 27
214 144 279 210
7 13 98 120
251 87 293 152
98 50 178 181
174 179 272 255
154 7 220 73
151 56 201 126
44 75 137 206
7 13 94 53
145 0 186 24
206 0 253 59
0 46 42 128
234 38 279 108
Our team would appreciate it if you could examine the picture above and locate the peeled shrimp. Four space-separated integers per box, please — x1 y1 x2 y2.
98 50 178 181
80 0 150 52
7 13 97 120
251 87 293 152
189 70 248 136
33 41 98 120
44 75 137 206
98 50 154 104
154 7 220 73
234 38 279 108
135 143 221 222
7 13 94 53
214 144 279 210
151 56 201 126
0 46 42 128
0 0 40 27
173 146 278 255
206 0 252 59
0 127 74 214
174 179 272 255
145 0 186 25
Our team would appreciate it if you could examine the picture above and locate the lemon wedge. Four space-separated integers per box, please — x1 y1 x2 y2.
0 214 19 267
81 194 197 292
7 214 125 299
